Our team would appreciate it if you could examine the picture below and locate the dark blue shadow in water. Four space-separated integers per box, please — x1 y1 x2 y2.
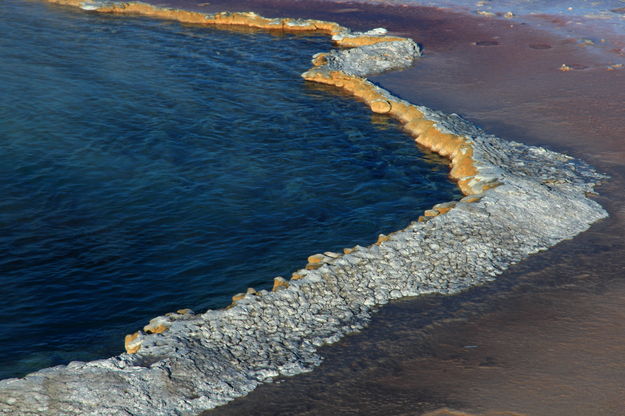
0 0 461 379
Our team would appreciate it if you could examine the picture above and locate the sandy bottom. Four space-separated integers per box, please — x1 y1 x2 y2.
136 0 625 414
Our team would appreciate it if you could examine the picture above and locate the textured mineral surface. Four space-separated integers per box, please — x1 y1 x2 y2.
0 2 608 416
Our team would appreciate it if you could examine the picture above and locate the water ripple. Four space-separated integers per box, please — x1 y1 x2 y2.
0 0 461 379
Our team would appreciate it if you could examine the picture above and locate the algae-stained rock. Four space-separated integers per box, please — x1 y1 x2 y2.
272 276 289 291
124 331 143 354
311 52 328 66
424 209 439 217
232 292 246 302
307 253 329 264
376 233 391 245
143 316 171 334
370 99 392 114
246 287 258 296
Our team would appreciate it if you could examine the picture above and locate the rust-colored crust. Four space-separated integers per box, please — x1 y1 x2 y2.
272 277 289 291
124 332 142 354
47 0 347 35
333 35 408 48
301 70 480 195
144 324 168 334
41 0 485 354
45 0 415 48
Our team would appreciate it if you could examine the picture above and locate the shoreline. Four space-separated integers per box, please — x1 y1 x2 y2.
198 2 625 415
0 1 612 415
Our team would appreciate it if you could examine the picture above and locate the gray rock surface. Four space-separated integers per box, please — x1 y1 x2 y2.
323 38 421 76
0 7 608 416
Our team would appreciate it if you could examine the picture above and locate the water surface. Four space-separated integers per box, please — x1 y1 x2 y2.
0 0 460 379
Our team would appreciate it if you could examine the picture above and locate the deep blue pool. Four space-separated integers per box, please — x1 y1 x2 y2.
0 0 461 379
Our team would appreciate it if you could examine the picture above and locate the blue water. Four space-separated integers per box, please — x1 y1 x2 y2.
0 0 461 379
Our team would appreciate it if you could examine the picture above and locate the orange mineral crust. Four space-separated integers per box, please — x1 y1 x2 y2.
300 70 479 195
51 0 433 51
332 34 407 47
123 332 142 354
47 0 342 34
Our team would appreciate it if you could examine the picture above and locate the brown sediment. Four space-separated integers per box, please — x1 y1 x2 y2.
101 4 340 35
42 0 83 6
290 272 304 280
369 99 392 114
143 324 169 334
143 316 172 334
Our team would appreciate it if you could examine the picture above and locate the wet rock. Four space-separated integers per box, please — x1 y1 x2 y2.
370 99 392 114
143 317 171 334
272 276 289 291
124 331 143 354
307 38 421 78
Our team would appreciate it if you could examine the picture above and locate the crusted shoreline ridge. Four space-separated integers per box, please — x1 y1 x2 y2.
0 2 608 415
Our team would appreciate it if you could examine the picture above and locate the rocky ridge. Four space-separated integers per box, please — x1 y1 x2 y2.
0 2 608 415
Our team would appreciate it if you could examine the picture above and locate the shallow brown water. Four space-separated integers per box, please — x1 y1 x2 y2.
144 0 625 414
